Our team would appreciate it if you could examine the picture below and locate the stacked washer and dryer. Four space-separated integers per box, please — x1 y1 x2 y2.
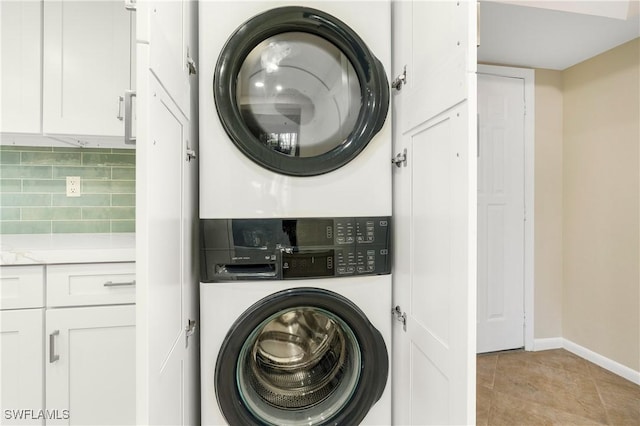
199 2 392 425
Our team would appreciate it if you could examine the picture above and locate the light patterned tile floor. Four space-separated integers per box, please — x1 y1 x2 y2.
477 349 640 425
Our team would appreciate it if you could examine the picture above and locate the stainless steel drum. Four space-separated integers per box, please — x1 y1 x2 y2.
214 288 388 426
247 308 349 409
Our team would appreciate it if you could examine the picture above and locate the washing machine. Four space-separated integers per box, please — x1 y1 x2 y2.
199 1 391 218
199 217 392 425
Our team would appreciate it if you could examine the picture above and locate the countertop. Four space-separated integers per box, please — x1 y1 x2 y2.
0 233 135 265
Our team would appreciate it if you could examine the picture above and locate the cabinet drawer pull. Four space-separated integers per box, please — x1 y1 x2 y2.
117 95 124 121
103 280 136 287
49 330 60 363
124 90 136 145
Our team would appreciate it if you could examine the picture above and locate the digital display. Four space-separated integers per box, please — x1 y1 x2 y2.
282 219 334 247
282 250 334 279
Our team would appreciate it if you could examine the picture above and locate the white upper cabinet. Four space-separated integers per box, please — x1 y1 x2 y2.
0 1 42 134
42 0 132 138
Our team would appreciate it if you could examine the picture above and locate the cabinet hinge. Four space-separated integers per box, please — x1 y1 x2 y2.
186 49 197 76
392 306 407 331
391 66 407 91
185 319 197 347
391 148 407 168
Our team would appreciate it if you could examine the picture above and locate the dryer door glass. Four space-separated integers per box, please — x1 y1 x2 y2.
236 32 361 158
213 6 389 177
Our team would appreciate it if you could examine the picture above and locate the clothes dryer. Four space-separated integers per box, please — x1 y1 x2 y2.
199 217 391 425
199 2 391 218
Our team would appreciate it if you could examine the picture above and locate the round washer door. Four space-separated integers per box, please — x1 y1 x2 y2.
213 6 389 177
214 288 389 426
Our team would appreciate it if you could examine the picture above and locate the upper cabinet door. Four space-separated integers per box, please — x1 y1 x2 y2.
0 1 42 134
43 0 132 137
148 1 192 119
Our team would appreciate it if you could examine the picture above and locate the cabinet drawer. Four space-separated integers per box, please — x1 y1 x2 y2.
47 263 135 307
0 265 45 309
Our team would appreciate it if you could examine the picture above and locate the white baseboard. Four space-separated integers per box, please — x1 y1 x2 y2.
532 337 640 385
562 339 640 385
532 337 563 351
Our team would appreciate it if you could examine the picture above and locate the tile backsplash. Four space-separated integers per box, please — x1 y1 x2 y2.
0 146 135 234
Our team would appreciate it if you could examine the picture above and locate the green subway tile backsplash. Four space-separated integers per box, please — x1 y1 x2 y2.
0 208 20 220
82 153 136 167
0 179 22 192
1 165 52 179
0 221 52 234
21 151 82 165
0 151 20 164
112 194 135 206
21 207 82 221
0 146 135 234
111 220 135 233
52 166 111 179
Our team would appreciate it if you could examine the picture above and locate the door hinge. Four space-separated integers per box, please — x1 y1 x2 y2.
391 148 407 168
186 49 197 76
185 319 197 346
392 306 407 331
186 148 197 162
391 66 407 91
124 0 136 11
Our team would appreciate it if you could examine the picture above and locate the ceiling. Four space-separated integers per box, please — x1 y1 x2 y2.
478 0 640 70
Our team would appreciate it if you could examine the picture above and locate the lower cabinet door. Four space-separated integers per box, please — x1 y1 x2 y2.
1 309 44 426
45 305 135 425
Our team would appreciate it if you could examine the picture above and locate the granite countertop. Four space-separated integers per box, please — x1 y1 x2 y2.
0 233 135 265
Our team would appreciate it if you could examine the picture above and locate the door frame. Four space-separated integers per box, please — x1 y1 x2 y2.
477 64 535 351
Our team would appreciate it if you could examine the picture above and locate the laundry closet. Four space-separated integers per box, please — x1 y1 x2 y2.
0 1 475 424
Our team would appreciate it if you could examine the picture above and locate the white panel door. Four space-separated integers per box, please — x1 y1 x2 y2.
45 305 135 425
42 0 131 137
149 0 192 118
1 309 44 426
392 1 477 424
136 1 199 423
0 1 41 134
477 73 525 353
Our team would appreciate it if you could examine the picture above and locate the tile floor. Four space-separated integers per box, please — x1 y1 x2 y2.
477 349 640 425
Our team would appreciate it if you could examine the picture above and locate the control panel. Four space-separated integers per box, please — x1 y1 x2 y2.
200 217 391 282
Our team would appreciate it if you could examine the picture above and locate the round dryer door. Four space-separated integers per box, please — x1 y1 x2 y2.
214 288 388 425
213 6 389 176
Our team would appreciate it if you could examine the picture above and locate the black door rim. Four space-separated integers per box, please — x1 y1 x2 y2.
213 6 390 177
214 287 389 426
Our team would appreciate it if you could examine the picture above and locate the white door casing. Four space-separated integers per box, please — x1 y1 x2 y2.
392 1 477 424
136 0 199 424
477 73 525 353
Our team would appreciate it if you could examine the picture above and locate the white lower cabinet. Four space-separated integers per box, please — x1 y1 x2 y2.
45 305 135 425
0 309 45 426
0 263 135 426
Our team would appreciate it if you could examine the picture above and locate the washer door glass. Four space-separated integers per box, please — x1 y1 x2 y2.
215 288 388 426
238 307 361 425
237 32 361 158
214 6 389 176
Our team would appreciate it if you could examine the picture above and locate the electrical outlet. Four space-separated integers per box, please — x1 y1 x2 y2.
66 176 81 197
